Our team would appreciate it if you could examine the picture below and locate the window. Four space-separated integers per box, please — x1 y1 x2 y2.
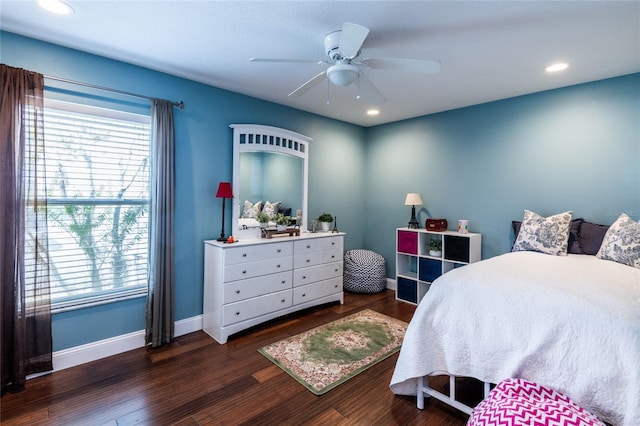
41 99 151 311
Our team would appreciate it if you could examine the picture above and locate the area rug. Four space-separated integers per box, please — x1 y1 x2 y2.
258 309 408 395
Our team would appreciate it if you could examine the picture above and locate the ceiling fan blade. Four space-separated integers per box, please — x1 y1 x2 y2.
339 22 370 59
360 58 441 74
250 57 328 64
357 72 387 105
288 71 328 97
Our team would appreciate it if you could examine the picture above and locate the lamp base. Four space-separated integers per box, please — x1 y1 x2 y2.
217 235 227 242
408 205 420 229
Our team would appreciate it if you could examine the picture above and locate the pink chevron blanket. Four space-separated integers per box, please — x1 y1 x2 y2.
468 378 605 426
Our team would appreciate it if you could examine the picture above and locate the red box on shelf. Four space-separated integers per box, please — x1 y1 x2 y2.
397 231 418 255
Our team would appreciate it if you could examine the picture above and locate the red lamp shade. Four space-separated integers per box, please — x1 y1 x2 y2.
216 182 233 199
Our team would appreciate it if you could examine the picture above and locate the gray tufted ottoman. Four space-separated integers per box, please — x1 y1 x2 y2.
343 249 387 294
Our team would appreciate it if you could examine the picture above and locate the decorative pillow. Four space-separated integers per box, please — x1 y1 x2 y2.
261 201 281 218
596 213 640 269
278 206 292 217
580 221 610 255
513 218 583 254
512 210 573 256
241 200 262 218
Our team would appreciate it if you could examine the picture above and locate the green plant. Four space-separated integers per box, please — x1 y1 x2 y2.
274 213 289 226
427 239 442 251
255 211 270 223
318 213 333 223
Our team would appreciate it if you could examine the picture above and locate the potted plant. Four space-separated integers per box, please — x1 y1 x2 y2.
255 211 270 228
318 213 333 232
427 239 442 257
274 213 289 231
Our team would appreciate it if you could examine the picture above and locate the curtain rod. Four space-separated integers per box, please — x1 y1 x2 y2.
43 74 184 109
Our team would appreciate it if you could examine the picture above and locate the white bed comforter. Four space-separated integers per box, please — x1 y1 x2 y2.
390 251 640 426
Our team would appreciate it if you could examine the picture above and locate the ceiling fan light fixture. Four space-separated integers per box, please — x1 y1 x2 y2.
544 62 569 73
327 63 359 86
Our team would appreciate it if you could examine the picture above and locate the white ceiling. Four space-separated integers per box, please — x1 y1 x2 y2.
1 1 639 127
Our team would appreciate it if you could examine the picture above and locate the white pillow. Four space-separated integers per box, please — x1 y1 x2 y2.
261 201 281 218
596 213 640 269
241 200 262 218
512 210 573 256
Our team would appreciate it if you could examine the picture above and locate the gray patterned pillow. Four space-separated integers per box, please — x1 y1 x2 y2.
512 210 573 256
261 200 281 218
241 200 262 218
596 213 640 269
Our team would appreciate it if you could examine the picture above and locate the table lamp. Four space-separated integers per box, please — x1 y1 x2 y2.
405 193 423 229
216 182 234 241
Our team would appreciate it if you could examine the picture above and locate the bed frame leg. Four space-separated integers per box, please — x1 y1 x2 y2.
417 376 425 409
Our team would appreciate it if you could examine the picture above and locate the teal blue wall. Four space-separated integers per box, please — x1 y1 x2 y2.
364 73 640 274
2 31 638 351
2 31 366 351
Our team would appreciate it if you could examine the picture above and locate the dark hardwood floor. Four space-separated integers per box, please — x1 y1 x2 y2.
1 290 472 425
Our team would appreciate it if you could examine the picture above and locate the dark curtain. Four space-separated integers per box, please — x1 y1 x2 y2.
1 64 52 393
145 99 175 347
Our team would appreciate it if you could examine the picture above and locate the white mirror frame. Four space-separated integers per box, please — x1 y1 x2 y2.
230 124 311 239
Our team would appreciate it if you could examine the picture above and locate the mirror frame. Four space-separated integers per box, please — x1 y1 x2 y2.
230 124 311 239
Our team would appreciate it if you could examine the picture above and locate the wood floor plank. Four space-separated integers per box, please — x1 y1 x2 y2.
0 290 470 425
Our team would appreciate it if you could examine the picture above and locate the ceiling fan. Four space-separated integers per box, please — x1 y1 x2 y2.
250 22 441 105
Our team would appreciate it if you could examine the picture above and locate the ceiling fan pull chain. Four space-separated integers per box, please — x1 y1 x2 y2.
326 79 330 104
356 72 361 100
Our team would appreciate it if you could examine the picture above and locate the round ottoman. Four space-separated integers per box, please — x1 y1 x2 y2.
343 249 387 294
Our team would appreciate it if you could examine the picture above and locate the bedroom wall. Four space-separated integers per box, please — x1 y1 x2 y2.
1 31 367 351
363 73 640 276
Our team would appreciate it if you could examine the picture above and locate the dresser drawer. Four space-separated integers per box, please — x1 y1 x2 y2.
223 271 292 304
222 290 292 326
293 261 343 287
224 242 292 265
293 248 342 269
225 256 293 282
294 236 343 254
293 277 342 305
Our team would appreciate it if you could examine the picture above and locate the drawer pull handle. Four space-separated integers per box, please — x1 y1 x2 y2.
281 280 286 284
331 255 335 259
281 299 286 303
277 249 281 253
242 270 247 274
236 290 240 294
306 259 310 263
335 284 338 288
302 276 306 279
302 293 306 297
332 242 335 245
242 253 247 257
235 311 240 315
276 264 281 268
335 268 339 272
306 245 310 249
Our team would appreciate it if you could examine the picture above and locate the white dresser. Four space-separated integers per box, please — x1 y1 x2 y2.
203 233 345 343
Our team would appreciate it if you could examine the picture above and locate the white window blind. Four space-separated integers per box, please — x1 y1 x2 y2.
41 99 151 311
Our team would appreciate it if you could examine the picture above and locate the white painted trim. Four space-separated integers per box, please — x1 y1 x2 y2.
386 278 397 291
43 315 203 374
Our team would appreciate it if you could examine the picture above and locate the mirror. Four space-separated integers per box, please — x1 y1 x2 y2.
231 124 310 238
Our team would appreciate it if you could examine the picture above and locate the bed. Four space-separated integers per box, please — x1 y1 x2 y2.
390 212 640 426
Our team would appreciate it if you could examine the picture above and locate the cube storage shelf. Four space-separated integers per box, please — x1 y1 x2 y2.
396 227 481 304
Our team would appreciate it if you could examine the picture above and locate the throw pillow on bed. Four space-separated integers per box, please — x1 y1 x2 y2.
596 213 640 269
512 210 573 256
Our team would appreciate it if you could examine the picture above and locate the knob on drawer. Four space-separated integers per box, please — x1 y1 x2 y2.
236 289 240 294
277 248 281 253
242 253 247 257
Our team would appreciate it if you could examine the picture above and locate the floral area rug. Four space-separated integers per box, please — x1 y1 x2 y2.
258 309 408 395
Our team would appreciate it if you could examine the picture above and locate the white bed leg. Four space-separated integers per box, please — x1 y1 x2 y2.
417 376 425 409
484 381 491 398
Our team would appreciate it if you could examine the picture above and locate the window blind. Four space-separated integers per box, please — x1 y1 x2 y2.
38 100 151 311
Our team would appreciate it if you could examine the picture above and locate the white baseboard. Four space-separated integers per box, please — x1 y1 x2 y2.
49 314 203 373
386 277 397 291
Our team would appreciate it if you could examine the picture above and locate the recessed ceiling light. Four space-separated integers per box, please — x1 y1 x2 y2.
367 109 380 116
38 0 74 15
544 62 569 73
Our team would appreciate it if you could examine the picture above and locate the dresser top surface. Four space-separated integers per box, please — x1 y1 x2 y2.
205 232 345 248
